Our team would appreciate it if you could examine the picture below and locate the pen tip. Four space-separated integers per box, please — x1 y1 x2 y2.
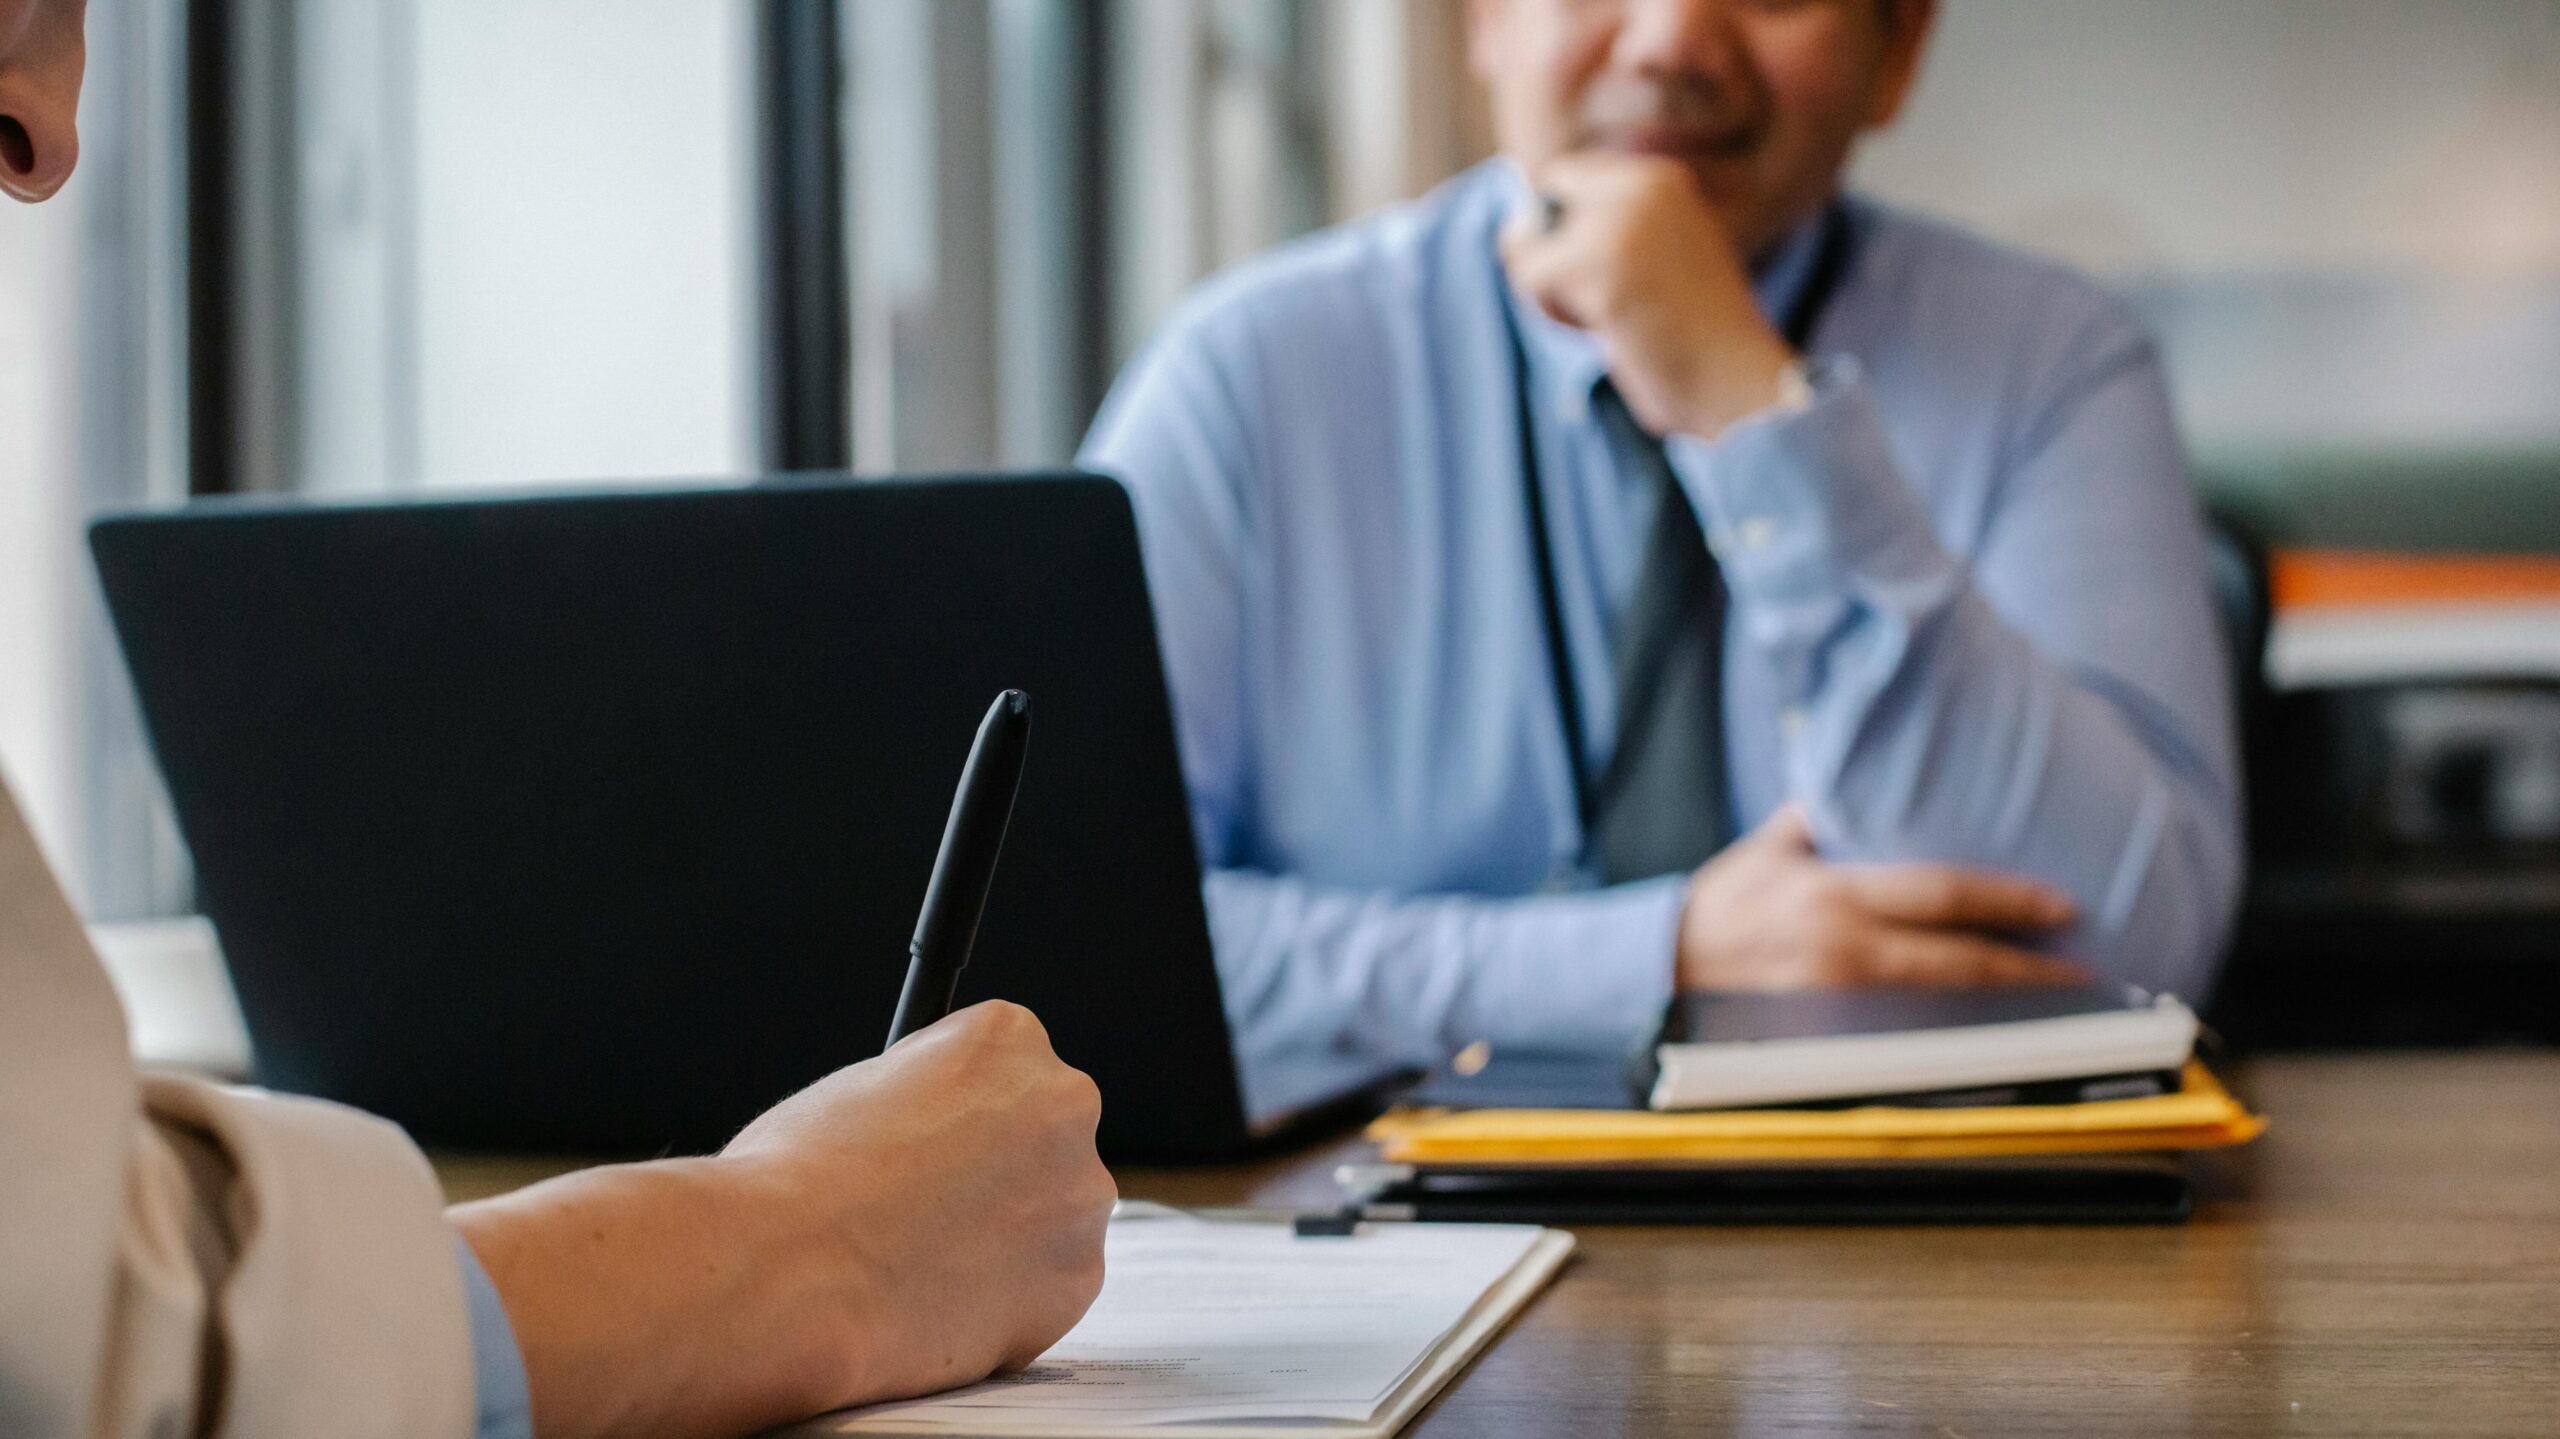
1000 688 1030 718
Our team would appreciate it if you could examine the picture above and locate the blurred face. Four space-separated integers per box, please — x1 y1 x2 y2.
0 0 85 203
1470 0 1933 256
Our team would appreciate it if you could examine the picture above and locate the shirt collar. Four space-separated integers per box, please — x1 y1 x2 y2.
1492 159 1836 429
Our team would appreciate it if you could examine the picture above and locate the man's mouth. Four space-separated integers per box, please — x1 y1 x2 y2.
1580 78 1765 165
1603 125 1758 161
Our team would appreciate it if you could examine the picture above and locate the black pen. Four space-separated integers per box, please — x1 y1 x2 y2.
885 689 1033 1051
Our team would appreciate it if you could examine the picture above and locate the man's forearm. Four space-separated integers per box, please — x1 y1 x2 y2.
1205 868 1687 1084
447 1004 1115 1439
1668 373 2243 994
1795 581 2240 993
451 1157 867 1439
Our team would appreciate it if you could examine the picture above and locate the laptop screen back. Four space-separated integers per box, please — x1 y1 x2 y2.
92 474 1252 1160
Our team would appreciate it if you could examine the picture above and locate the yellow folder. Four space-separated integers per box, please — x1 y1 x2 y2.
1368 1061 2266 1165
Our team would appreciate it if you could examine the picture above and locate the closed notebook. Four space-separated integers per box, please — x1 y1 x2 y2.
1642 984 2200 1111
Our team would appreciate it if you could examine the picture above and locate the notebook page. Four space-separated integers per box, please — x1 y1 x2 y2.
804 1215 1549 1431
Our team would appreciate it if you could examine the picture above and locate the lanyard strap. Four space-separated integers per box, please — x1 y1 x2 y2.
1506 202 1857 847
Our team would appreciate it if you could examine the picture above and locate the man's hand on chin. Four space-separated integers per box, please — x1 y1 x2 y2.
1496 151 1802 441
1675 805 2091 993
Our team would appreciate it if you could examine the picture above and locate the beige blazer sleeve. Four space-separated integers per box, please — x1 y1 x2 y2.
0 774 475 1439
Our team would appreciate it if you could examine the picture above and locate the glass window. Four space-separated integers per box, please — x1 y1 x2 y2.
0 199 81 871
297 0 756 495
1853 0 2560 542
3 0 191 912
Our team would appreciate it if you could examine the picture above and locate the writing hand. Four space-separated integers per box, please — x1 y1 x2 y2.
454 1000 1114 1439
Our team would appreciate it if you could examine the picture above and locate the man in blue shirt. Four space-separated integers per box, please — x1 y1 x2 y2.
1082 0 2241 1107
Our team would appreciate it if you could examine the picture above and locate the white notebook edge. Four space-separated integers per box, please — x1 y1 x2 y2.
1649 999 2200 1111
785 1226 1576 1439
1350 1227 1575 1439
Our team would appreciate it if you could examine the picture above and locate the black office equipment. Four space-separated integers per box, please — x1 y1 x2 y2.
887 689 1032 1051
1358 1156 2197 1226
92 474 1363 1161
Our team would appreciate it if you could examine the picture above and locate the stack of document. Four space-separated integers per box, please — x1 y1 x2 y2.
1359 988 2259 1222
1370 1061 2264 1166
787 1211 1573 1439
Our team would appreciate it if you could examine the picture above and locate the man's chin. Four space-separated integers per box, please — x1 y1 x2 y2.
1599 141 1754 202
1637 151 1771 232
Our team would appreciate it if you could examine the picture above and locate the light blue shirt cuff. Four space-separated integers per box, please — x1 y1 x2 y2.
1205 869 1686 1094
1666 365 1963 732
1449 876 1688 1055
454 1231 536 1439
1670 361 1950 618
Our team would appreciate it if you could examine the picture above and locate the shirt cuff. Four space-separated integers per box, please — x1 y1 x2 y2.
1450 876 1687 1054
454 1232 536 1439
1667 359 1952 616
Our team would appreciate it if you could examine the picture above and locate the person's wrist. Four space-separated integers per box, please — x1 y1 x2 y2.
1675 942 1733 993
704 1147 902 1416
627 1156 865 1432
453 1154 874 1439
1668 326 1800 439
1671 871 1715 992
1673 889 1765 993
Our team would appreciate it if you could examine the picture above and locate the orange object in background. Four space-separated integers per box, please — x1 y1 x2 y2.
2272 549 2560 612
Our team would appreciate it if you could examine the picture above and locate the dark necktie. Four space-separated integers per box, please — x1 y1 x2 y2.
1582 382 1732 885
1508 205 1850 885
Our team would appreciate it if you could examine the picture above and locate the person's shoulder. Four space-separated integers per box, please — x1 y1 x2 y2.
1082 165 1506 486
1845 197 2155 364
1138 163 1510 372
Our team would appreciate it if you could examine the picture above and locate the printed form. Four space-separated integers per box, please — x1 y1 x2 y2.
793 1212 1564 1434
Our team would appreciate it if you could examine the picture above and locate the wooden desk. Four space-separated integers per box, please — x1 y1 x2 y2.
437 1053 2560 1436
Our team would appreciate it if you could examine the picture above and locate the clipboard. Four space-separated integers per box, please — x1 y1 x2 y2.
787 1212 1574 1439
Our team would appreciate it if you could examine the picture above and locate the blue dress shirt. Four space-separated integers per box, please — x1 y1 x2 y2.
1079 161 2241 1111
455 1234 535 1439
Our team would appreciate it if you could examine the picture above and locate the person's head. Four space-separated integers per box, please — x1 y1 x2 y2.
0 0 85 203
1469 0 1935 257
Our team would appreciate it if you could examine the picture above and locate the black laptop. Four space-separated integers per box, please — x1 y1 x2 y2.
91 473 1382 1162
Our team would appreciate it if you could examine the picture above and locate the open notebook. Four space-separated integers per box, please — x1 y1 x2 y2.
782 1209 1572 1439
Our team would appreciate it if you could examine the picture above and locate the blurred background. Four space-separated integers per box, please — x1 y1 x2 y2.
4 0 2557 1044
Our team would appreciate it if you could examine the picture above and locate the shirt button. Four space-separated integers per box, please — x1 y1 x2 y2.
1737 516 1777 553
1780 706 1809 740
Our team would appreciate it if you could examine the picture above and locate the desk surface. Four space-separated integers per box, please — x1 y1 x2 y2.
437 1053 2560 1437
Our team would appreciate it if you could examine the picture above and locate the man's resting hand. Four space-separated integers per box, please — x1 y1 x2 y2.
1675 806 2088 992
